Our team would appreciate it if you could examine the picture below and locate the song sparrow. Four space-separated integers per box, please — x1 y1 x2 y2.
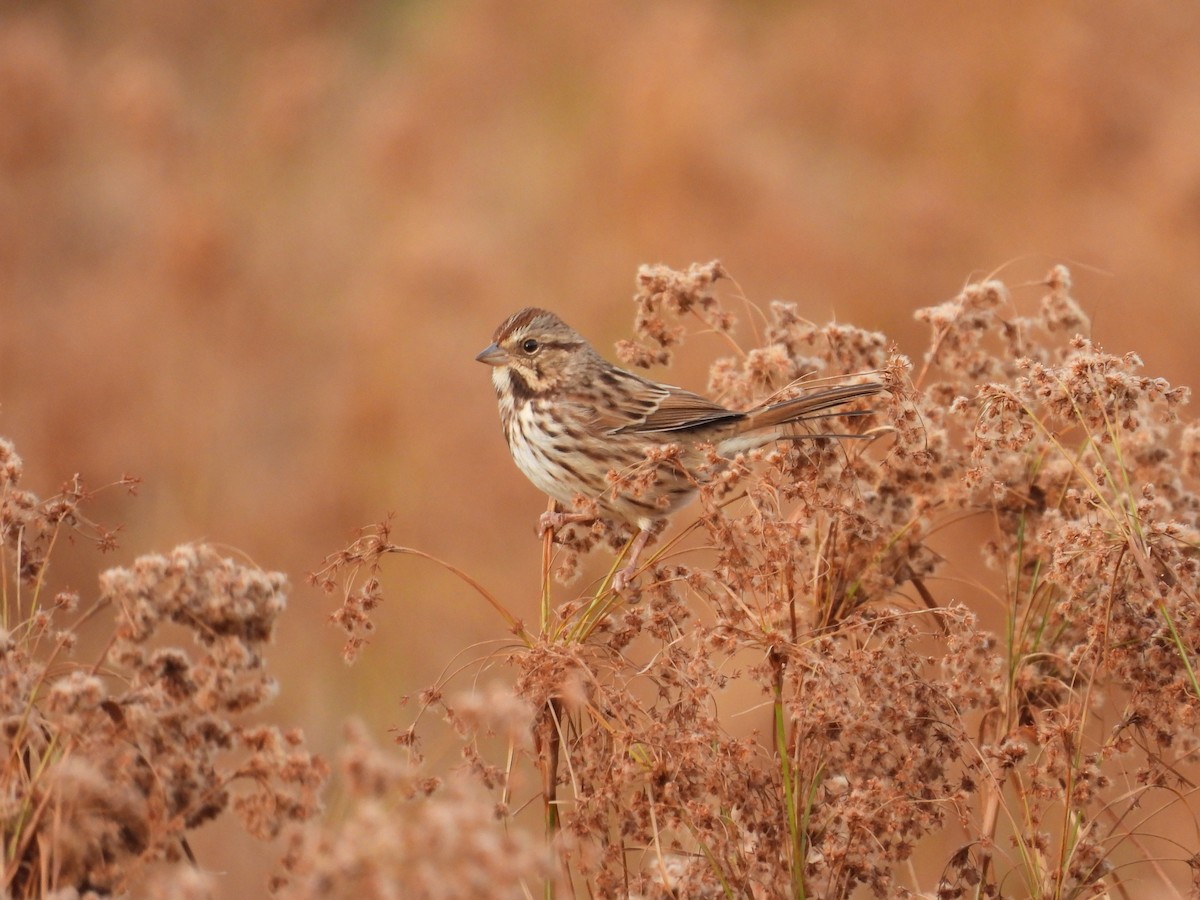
477 307 882 589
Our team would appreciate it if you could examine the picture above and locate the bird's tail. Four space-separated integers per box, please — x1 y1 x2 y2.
742 381 883 435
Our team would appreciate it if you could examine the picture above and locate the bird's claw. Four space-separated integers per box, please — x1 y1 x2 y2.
612 563 637 593
538 510 592 537
610 528 653 593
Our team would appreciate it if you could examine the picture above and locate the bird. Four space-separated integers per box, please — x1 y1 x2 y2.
476 307 882 589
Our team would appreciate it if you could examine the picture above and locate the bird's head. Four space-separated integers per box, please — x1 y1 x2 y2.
476 307 595 397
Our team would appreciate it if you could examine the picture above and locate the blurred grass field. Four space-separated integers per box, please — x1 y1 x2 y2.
3 1 1199 891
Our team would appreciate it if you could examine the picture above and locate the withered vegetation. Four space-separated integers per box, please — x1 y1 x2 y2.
1 458 326 897
6 263 1200 897
312 263 1200 898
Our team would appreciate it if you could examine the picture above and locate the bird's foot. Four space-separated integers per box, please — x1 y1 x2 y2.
612 563 637 593
611 529 652 593
538 509 593 537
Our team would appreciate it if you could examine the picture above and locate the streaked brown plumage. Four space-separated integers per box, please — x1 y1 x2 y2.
477 307 881 588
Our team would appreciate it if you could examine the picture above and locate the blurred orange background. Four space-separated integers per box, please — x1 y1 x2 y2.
3 0 1199 889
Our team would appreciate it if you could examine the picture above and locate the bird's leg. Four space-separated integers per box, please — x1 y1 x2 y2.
613 528 653 592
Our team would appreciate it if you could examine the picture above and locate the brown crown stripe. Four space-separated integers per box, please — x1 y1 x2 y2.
493 307 556 343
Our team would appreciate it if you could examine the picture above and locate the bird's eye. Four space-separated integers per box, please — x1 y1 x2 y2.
522 338 540 354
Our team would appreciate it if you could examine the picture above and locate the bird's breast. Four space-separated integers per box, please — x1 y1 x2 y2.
500 398 588 504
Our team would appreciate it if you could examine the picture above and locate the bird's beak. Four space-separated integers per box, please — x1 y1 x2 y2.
475 343 508 366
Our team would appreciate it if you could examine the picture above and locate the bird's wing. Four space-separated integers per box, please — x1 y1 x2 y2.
591 371 744 435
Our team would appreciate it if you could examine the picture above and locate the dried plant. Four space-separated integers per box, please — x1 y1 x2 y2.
1 443 327 897
7 260 1199 897
276 715 559 899
315 262 1199 898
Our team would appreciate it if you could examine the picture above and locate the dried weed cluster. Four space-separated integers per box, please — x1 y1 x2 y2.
322 263 1199 898
1 446 326 897
5 262 1200 897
